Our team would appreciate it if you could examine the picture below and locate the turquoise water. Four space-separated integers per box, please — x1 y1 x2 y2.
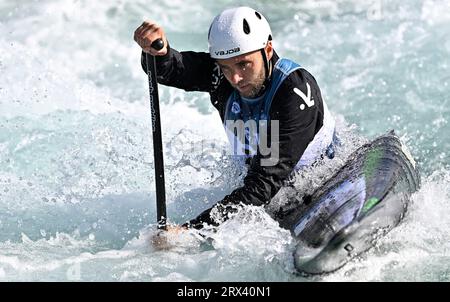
0 0 449 281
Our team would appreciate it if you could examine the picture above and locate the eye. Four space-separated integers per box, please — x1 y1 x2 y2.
239 62 250 70
220 65 230 72
220 66 233 77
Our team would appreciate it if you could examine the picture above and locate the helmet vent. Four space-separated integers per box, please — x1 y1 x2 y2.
243 19 251 34
208 24 212 39
255 11 262 19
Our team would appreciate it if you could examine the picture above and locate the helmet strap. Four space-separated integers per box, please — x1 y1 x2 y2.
261 48 271 80
258 47 272 96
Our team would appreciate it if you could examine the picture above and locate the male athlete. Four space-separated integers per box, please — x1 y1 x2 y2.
134 7 336 231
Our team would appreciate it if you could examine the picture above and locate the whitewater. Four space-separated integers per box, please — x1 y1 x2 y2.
0 0 449 281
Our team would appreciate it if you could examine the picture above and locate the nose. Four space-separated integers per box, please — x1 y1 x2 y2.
230 70 243 85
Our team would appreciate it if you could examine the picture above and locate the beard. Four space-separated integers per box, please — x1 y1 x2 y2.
238 68 266 99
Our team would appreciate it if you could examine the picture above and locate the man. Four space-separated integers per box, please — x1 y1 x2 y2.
134 7 336 231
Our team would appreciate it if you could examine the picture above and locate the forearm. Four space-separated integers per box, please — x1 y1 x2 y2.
140 45 215 92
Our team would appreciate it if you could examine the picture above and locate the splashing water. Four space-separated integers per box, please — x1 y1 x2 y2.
0 0 449 281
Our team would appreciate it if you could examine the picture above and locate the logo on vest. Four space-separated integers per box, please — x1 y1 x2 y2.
231 101 241 114
293 82 314 110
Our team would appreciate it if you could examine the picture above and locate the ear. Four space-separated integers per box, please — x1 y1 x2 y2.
265 40 273 60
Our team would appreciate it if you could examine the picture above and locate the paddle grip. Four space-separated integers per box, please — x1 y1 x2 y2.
151 39 164 51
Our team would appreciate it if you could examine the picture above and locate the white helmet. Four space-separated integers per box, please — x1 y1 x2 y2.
208 7 272 59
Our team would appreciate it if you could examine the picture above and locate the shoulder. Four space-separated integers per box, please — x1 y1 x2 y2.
211 61 225 91
273 67 322 113
283 67 322 96
209 61 233 115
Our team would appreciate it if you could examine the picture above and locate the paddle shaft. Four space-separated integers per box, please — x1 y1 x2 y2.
146 39 167 230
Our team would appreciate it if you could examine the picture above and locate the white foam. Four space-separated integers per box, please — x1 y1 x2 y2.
1 0 449 281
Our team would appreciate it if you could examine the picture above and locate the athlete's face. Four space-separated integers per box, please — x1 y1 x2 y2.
217 42 273 98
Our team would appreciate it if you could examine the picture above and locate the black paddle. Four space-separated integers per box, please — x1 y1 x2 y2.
146 38 167 230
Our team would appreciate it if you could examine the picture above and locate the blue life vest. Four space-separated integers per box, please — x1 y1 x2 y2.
224 58 301 124
222 58 336 169
223 58 301 158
